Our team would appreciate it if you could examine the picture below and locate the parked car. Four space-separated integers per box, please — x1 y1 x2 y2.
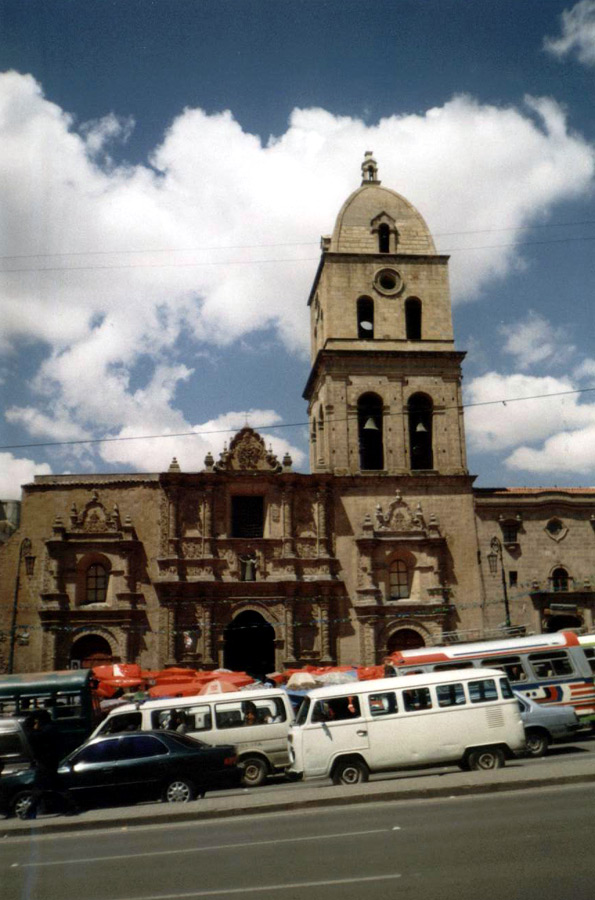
92 687 294 787
0 718 36 777
0 730 240 818
515 691 581 757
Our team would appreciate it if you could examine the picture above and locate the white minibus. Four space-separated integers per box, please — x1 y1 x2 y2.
287 669 525 785
92 687 294 787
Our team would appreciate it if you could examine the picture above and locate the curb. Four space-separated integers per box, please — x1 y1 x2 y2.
3 770 595 838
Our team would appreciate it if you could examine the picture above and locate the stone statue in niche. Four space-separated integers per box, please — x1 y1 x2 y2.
239 554 258 582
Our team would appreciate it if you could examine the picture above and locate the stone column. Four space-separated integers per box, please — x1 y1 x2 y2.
282 487 294 557
168 491 178 556
316 487 330 557
318 597 331 662
202 602 215 665
203 487 214 557
284 600 296 664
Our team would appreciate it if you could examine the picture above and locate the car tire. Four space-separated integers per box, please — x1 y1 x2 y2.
12 791 36 820
241 756 268 788
163 778 196 803
467 748 505 771
331 757 369 786
525 729 550 758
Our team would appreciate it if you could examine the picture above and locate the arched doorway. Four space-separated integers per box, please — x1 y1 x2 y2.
544 615 582 633
69 634 113 669
386 628 425 654
224 610 275 678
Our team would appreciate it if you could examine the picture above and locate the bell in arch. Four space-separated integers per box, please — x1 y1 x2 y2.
363 417 379 431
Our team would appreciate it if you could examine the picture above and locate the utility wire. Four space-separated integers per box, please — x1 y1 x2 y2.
3 386 595 452
1 218 594 261
2 232 595 275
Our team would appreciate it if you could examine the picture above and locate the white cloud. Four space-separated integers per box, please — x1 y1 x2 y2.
573 358 595 381
0 453 52 499
499 311 576 371
506 424 595 473
465 370 595 475
1 72 594 495
99 408 305 473
544 1 595 66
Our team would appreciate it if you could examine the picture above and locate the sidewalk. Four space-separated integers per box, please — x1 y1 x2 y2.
3 752 595 837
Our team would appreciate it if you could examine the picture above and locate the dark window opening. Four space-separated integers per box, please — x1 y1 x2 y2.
357 297 374 339
509 570 518 588
358 392 384 470
502 521 520 543
85 563 107 604
546 519 563 536
378 223 390 253
408 393 433 470
551 567 570 592
405 298 422 340
231 496 264 538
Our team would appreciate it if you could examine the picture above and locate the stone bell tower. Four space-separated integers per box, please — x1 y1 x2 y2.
303 153 468 477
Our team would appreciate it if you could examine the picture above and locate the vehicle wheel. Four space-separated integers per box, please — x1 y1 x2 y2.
525 729 550 758
163 778 196 803
241 756 268 788
467 748 505 771
332 757 369 786
12 791 36 820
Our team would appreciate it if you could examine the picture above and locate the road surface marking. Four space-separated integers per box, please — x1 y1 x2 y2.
102 872 403 899
12 827 391 868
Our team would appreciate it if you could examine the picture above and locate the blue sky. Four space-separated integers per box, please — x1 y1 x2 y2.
1 0 595 496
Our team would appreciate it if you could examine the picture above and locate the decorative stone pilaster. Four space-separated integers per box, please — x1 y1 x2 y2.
316 488 330 557
203 603 215 665
282 487 295 557
284 601 296 664
318 597 332 663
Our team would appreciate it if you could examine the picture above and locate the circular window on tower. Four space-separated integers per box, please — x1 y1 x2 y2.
374 267 403 296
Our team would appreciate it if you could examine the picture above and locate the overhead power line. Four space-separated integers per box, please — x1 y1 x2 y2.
1 217 594 261
3 386 595 452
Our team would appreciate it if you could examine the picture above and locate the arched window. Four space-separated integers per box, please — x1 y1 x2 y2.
405 298 422 340
358 392 384 471
85 563 108 604
408 393 433 470
551 567 570 592
357 296 374 339
389 560 410 599
378 223 390 253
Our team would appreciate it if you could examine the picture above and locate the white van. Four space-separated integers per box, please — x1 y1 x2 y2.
287 668 525 784
92 688 294 786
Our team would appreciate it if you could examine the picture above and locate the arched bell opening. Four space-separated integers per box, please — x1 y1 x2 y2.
408 393 433 470
358 392 384 471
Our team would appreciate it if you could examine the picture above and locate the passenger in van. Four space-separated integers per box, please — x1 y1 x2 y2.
243 703 258 726
169 711 188 734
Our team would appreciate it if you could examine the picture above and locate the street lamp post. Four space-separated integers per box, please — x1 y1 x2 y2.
487 536 511 630
8 537 35 674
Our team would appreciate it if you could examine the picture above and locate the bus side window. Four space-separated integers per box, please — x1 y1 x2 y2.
368 692 398 716
436 683 466 707
403 688 432 711
480 656 527 683
529 651 574 678
468 679 498 703
584 648 595 674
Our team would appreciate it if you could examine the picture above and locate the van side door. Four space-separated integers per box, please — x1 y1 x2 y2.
303 694 369 777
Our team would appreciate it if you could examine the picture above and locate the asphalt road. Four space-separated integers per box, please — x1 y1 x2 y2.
2 782 594 900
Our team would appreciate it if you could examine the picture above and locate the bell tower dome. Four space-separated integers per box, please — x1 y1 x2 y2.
304 154 468 477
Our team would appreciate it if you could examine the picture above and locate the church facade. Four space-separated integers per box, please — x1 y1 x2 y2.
2 155 595 676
